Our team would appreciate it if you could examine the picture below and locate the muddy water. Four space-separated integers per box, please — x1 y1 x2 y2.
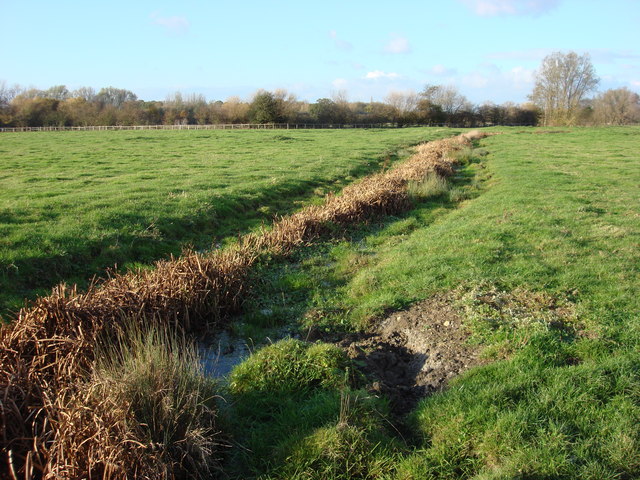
198 326 302 378
198 331 253 378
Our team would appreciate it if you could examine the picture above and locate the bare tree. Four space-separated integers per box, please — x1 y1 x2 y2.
529 51 599 126
328 90 353 124
273 89 305 123
385 90 418 114
43 85 70 100
592 87 640 125
0 81 21 109
72 86 96 102
421 84 471 116
95 87 138 108
220 96 249 124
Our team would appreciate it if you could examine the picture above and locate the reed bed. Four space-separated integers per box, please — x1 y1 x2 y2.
0 132 481 478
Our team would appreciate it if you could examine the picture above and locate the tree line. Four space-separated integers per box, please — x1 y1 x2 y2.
1 52 638 129
0 84 539 128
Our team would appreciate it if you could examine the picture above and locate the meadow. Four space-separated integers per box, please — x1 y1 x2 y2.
226 126 640 478
0 127 450 317
1 126 639 478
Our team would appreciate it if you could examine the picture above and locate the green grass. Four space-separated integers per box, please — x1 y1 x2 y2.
226 126 640 478
0 127 452 317
5 126 639 477
224 339 400 478
344 127 640 333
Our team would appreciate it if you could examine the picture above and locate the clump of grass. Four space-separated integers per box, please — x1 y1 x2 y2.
93 322 224 479
451 146 489 165
226 340 399 478
228 338 351 395
452 146 475 164
456 285 578 358
407 172 449 200
448 185 470 202
270 422 399 480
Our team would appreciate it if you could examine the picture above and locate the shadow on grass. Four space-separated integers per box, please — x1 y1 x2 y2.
0 149 408 319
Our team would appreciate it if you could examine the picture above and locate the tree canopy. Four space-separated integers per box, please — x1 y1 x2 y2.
529 51 599 126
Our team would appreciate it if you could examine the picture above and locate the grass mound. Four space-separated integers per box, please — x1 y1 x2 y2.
226 339 400 478
93 323 223 479
228 339 351 395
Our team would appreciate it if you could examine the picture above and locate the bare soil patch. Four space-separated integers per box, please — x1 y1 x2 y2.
336 295 484 415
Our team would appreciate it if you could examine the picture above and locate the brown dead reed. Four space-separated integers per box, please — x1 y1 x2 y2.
0 132 483 478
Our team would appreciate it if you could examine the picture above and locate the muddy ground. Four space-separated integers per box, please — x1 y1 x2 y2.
201 295 484 416
334 296 483 415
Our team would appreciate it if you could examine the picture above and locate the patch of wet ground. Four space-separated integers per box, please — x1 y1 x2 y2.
334 295 483 415
200 294 483 418
199 331 253 378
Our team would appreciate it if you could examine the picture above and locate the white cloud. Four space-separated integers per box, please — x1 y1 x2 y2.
508 66 536 86
462 72 490 89
329 30 353 51
365 71 401 80
332 78 349 89
384 35 411 54
151 12 190 35
460 0 560 16
631 80 640 87
487 48 552 61
431 64 457 76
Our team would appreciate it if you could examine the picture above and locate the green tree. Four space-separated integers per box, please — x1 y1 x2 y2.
248 90 283 124
309 98 341 124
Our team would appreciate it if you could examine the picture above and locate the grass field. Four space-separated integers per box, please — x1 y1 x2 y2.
225 126 640 478
0 127 451 317
2 126 639 478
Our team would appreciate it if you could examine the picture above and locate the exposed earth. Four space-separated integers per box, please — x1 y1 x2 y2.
335 295 484 415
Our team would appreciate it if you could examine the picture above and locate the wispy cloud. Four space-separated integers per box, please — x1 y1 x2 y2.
329 30 353 51
460 0 560 16
431 64 458 76
332 78 349 89
365 70 401 80
587 49 640 63
384 35 411 54
488 48 640 66
151 12 190 35
487 48 552 61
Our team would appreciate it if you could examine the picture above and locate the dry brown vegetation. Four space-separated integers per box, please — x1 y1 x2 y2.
0 132 482 478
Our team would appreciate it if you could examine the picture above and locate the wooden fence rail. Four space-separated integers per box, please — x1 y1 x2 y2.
0 122 533 133
0 123 408 133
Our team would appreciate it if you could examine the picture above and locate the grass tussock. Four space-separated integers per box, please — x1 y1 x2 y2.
0 132 481 478
93 323 223 479
226 339 399 478
228 339 351 395
407 172 450 200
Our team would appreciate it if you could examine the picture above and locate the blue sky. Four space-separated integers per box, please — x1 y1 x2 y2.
1 0 638 104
